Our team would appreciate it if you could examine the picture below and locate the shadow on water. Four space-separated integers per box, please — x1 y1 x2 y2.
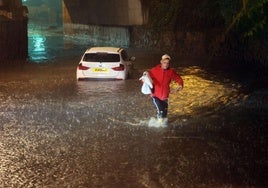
76 80 133 101
165 102 267 187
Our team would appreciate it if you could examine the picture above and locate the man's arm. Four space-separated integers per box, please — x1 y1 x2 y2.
171 70 183 92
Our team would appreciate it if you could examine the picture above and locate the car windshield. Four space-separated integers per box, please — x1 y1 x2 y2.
83 53 120 62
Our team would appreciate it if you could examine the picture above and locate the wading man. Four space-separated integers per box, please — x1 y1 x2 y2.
149 54 183 126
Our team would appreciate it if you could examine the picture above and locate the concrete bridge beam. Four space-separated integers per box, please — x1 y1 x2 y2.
62 0 147 47
62 0 146 26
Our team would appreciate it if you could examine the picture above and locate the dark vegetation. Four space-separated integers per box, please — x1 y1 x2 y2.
140 0 268 70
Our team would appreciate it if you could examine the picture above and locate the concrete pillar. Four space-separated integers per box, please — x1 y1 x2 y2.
0 0 28 62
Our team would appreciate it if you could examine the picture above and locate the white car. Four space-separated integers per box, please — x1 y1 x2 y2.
77 47 135 80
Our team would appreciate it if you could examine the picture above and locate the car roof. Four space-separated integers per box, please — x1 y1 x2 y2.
85 47 123 53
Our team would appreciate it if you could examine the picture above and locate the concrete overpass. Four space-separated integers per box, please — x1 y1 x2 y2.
62 0 147 47
62 0 147 26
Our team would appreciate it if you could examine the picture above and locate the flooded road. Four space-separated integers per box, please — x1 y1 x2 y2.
0 32 267 187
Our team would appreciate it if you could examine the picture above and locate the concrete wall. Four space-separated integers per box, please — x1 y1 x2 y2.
64 23 130 47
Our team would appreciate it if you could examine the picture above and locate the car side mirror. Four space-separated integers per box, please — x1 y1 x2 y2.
130 56 136 61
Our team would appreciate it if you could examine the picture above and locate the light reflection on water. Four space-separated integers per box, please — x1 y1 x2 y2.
28 29 87 63
30 34 47 61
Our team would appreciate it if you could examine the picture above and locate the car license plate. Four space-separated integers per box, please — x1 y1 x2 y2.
93 68 109 73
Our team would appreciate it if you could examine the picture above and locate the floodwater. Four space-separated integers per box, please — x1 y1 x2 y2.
0 30 267 187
